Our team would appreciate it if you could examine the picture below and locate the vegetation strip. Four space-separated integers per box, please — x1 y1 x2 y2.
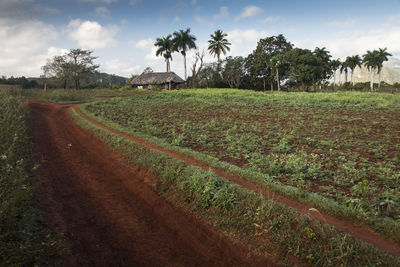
73 103 400 257
0 92 63 265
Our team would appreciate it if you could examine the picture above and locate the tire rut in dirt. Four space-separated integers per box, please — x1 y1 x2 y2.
29 101 272 266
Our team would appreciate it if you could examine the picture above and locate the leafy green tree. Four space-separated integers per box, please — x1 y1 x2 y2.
173 28 197 80
245 34 293 91
345 55 362 86
155 35 174 72
284 48 321 91
42 55 72 89
208 30 231 62
222 56 245 88
67 49 99 90
377 48 392 89
363 50 380 91
142 67 154 74
313 47 332 89
197 63 224 88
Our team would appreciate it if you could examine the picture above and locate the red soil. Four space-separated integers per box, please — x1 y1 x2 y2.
29 100 274 266
73 105 400 258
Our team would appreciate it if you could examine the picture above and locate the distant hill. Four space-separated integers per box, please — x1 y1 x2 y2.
24 72 129 89
353 58 400 84
76 72 129 88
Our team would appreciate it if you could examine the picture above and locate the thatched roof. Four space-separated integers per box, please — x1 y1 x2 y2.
131 72 185 85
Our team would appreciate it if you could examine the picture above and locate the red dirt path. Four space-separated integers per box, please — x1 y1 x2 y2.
73 105 400 258
29 100 274 266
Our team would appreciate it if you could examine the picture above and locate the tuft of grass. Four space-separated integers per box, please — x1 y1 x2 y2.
0 91 64 266
72 107 400 266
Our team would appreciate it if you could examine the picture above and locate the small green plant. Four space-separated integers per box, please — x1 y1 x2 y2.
273 138 291 153
304 226 318 241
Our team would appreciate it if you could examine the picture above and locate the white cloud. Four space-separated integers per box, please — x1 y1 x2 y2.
214 6 229 19
78 0 118 4
145 46 161 61
328 19 357 27
100 59 141 77
174 16 181 22
235 5 263 20
226 29 269 56
294 26 400 60
135 38 153 49
94 6 110 18
262 16 281 23
67 19 118 49
0 19 62 77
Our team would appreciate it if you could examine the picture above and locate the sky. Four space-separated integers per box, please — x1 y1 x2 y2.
1 0 400 78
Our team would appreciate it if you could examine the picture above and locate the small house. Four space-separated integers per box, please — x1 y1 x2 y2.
131 72 185 90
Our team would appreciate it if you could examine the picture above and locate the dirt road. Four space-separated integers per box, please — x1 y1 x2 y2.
29 101 273 266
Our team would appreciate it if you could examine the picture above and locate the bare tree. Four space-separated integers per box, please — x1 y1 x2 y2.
190 50 205 88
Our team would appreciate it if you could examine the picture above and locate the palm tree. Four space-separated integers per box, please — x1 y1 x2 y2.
155 35 174 72
330 59 341 85
377 48 392 89
363 50 380 91
208 30 231 62
173 28 197 80
345 55 362 86
340 60 349 84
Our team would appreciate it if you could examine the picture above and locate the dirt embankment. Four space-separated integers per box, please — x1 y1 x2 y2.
29 101 273 266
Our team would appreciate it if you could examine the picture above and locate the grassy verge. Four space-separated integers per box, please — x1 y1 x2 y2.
0 92 64 265
6 88 153 104
71 107 399 265
79 89 400 243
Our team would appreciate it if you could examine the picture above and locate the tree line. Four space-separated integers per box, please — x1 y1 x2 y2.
155 29 393 92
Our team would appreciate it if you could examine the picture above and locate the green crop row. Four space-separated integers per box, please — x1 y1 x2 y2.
0 92 63 266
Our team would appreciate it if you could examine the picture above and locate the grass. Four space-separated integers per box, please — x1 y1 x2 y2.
6 88 152 104
81 89 400 242
0 91 64 265
71 105 400 266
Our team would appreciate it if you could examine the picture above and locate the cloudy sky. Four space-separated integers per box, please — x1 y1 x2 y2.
1 0 400 78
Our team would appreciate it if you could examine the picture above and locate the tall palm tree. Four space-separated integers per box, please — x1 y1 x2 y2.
377 48 392 89
155 35 174 72
330 59 341 85
173 28 197 80
345 55 362 86
340 60 349 84
363 50 380 91
208 30 231 62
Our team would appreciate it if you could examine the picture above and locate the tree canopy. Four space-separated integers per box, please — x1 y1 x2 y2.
208 30 231 61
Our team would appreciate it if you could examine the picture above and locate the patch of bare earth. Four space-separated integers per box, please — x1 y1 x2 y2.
29 100 273 266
